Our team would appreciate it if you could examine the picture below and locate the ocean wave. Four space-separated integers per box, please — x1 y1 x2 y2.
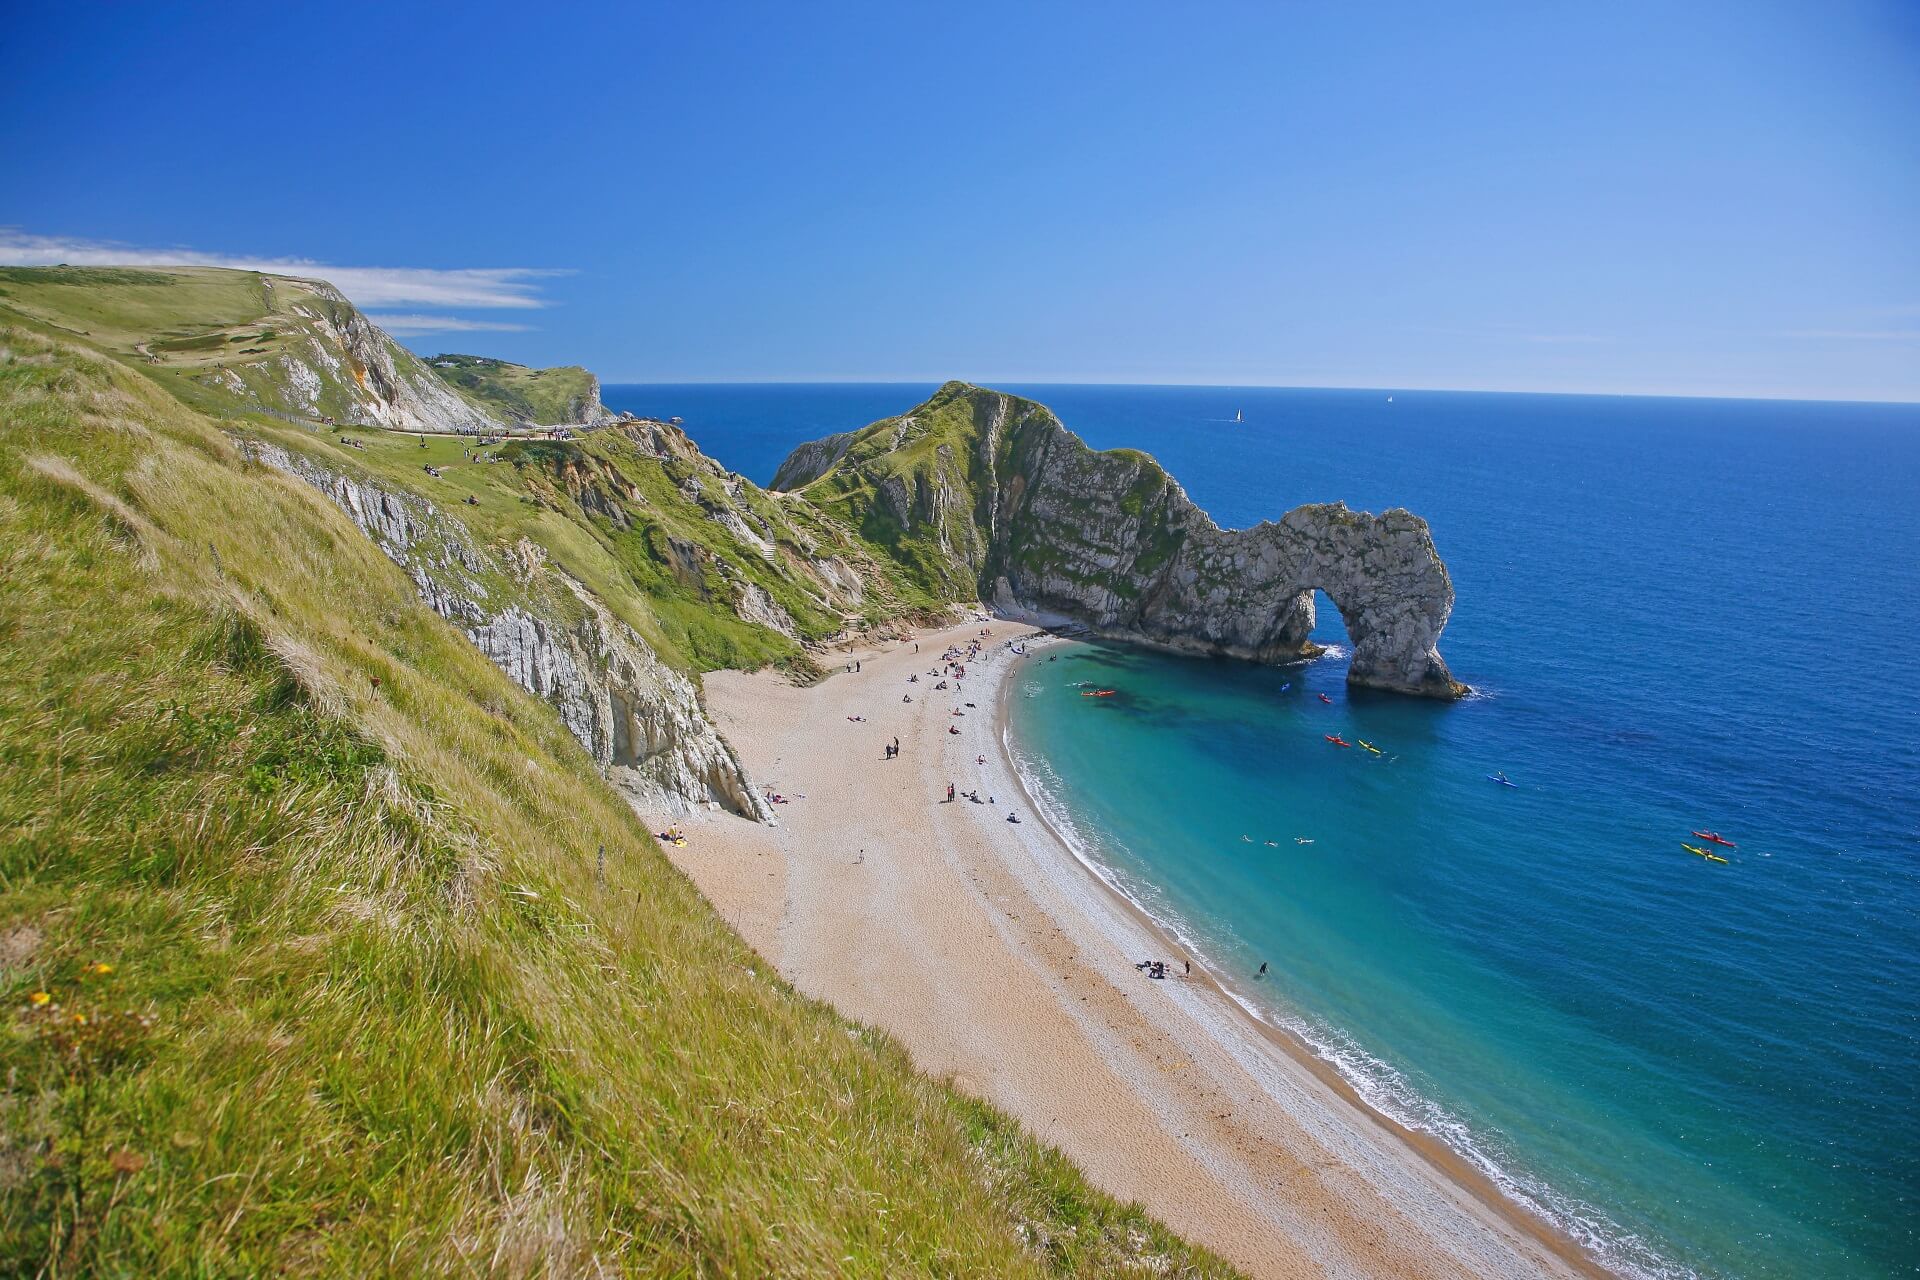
1003 726 1694 1280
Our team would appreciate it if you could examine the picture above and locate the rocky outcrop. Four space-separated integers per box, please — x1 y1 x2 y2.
770 429 857 491
779 383 1467 698
244 441 771 818
275 278 506 433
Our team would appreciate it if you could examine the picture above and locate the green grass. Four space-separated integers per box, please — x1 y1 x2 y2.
0 266 521 436
424 354 602 425
243 399 947 676
0 267 272 348
0 326 1239 1279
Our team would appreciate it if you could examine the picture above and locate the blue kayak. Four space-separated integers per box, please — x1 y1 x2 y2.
1487 774 1518 787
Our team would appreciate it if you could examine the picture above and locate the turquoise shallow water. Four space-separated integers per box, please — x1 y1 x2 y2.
607 383 1920 1278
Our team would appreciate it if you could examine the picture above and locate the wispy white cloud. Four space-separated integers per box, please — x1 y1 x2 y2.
0 230 566 310
367 314 535 336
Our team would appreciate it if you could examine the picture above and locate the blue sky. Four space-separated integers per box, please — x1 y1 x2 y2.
2 1 1916 400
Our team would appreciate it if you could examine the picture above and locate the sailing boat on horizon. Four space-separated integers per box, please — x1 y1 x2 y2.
1233 409 1244 423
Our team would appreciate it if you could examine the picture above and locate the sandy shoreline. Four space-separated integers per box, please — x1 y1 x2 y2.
648 620 1609 1280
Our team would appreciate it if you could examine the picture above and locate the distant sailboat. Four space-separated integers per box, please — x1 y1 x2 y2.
1233 409 1244 423
1386 395 1394 404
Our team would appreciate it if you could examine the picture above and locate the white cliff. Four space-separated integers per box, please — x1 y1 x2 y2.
246 441 771 819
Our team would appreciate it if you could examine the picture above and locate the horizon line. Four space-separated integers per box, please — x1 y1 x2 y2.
588 376 1920 409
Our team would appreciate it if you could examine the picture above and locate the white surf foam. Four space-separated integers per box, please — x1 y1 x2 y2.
1003 699 1694 1280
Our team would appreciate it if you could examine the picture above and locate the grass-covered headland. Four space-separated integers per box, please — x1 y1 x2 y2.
0 288 1239 1275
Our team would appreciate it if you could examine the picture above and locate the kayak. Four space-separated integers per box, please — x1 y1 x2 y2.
1487 774 1517 787
1356 740 1382 754
1691 830 1738 848
1324 735 1351 748
1317 693 1334 704
1683 842 1729 864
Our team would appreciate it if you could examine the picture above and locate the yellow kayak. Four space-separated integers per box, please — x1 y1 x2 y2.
1682 842 1728 864
1357 740 1383 755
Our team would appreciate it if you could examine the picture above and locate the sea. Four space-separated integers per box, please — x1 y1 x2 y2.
603 382 1920 1279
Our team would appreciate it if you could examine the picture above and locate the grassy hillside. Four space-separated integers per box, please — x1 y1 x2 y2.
424 354 603 425
0 327 1238 1276
0 266 501 430
782 381 1046 605
242 410 931 676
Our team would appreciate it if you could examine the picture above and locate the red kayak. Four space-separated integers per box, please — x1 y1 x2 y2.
1079 689 1116 697
1691 831 1738 848
1317 693 1333 705
1324 734 1351 748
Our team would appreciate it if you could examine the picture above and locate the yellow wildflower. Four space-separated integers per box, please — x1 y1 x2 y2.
29 991 50 1006
88 963 114 975
72 1013 87 1025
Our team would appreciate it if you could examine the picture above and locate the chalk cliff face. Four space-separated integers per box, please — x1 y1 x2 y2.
245 441 771 818
778 382 1467 698
770 429 858 491
242 277 510 433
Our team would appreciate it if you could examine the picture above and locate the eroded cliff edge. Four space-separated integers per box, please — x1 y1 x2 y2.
245 441 771 819
777 382 1467 698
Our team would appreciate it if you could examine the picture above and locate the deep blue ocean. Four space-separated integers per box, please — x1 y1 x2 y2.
605 383 1920 1279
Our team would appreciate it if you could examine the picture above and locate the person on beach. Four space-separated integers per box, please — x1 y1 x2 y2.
892 736 899 754
1184 959 1191 976
946 783 955 801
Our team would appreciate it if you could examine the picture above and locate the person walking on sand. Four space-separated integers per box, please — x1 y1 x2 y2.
1184 959 1191 976
946 783 955 802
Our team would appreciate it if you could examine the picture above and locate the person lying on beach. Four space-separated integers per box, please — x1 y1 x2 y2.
1006 813 1021 823
976 754 987 764
902 694 912 703
948 725 960 735
847 715 866 722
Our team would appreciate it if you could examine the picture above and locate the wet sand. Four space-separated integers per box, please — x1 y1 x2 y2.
647 620 1608 1280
